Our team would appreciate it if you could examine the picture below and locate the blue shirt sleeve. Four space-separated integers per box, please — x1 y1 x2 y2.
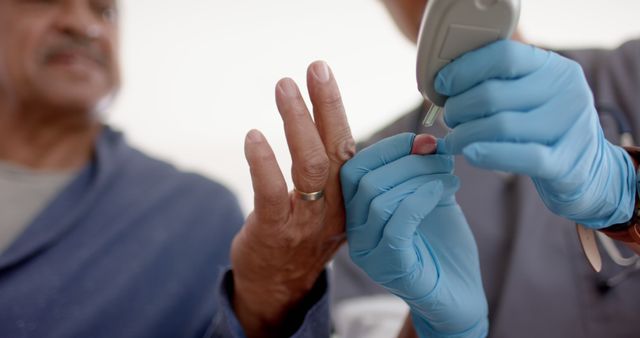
207 268 331 338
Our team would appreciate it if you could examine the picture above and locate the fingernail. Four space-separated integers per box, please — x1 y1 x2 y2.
277 78 299 98
312 61 331 83
246 129 264 144
411 134 438 155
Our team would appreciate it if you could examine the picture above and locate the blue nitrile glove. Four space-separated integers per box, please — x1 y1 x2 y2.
340 133 488 338
436 40 637 229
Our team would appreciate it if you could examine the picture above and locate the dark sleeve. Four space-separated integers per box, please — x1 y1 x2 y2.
208 269 332 338
559 39 640 138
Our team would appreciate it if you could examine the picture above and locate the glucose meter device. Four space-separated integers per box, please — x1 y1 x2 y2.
417 0 521 127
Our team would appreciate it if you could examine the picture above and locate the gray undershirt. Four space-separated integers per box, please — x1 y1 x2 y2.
0 160 75 254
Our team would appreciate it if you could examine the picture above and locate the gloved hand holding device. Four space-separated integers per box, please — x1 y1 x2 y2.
340 133 488 338
436 40 637 229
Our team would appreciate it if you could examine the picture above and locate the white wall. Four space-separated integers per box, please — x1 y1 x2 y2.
107 0 640 213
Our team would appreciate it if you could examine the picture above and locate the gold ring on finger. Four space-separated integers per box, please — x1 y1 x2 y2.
294 188 325 201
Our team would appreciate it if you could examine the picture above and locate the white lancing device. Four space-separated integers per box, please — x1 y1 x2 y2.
417 0 521 127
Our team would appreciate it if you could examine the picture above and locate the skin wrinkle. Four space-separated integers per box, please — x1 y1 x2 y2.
333 137 357 164
293 151 330 190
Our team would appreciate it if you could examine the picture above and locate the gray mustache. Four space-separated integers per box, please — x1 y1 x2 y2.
42 38 108 67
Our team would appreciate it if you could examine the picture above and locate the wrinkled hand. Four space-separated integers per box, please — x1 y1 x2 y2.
437 40 636 229
231 61 355 337
341 133 488 338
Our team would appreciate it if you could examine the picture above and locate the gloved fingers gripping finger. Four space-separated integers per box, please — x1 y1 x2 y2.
441 96 581 155
357 181 444 285
347 174 456 253
346 155 454 227
443 68 567 129
348 176 426 255
381 180 447 250
435 41 550 97
341 133 415 203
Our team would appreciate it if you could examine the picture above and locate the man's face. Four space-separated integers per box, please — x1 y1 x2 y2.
381 0 428 43
0 0 120 113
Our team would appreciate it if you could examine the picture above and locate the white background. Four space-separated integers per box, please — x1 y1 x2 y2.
107 0 640 213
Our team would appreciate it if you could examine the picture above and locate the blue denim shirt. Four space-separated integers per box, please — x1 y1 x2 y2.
0 127 330 338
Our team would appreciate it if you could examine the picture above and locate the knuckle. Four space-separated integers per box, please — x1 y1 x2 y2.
329 134 356 164
261 188 287 209
280 234 303 250
298 151 329 184
280 222 322 247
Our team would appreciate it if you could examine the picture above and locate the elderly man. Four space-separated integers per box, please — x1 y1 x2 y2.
0 1 361 337
0 0 473 337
